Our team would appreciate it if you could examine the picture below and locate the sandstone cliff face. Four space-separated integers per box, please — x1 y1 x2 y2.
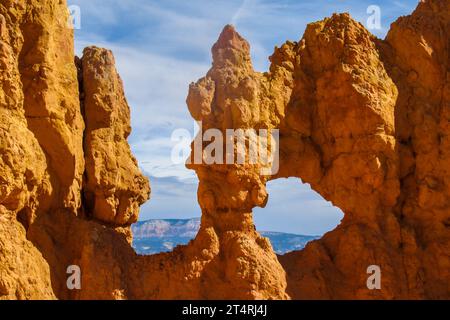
0 0 449 300
0 0 149 299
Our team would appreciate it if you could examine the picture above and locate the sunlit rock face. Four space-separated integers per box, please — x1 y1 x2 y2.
0 0 150 299
0 0 449 300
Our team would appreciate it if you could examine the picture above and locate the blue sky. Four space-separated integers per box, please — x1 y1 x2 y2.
69 0 418 235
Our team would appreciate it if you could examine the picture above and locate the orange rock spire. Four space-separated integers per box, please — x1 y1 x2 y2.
0 0 448 299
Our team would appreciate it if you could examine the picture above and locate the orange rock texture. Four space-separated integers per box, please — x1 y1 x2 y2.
0 0 449 299
81 47 150 227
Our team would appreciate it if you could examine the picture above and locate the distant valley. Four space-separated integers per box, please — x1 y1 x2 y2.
132 218 319 255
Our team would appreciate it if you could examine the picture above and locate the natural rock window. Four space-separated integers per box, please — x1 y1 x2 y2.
253 178 344 254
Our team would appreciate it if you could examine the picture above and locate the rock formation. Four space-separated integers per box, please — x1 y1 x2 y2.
81 47 150 227
0 0 150 299
0 0 448 299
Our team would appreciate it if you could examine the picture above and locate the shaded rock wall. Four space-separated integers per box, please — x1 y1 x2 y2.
0 0 448 300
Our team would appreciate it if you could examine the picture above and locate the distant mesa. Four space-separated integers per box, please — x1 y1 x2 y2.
132 219 319 255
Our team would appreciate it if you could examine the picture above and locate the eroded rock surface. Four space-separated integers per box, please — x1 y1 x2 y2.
81 47 150 226
0 0 149 299
0 0 448 300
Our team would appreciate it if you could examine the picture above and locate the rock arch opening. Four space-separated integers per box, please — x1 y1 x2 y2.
253 177 344 254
